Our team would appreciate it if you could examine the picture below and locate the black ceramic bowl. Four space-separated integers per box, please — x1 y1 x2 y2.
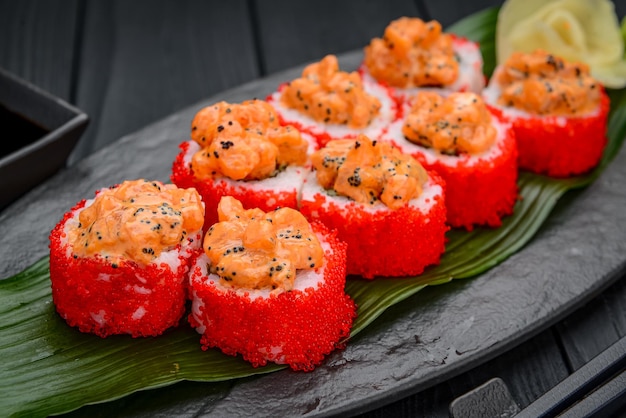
0 67 89 211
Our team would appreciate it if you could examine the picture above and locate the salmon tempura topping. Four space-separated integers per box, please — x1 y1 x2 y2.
495 49 601 116
403 91 497 155
203 196 324 293
280 54 382 129
363 17 459 89
311 135 428 210
69 179 204 265
190 100 308 181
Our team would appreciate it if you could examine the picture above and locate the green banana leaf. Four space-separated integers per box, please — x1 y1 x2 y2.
1 6 626 417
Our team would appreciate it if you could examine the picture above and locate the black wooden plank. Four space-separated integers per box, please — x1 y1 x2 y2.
422 0 625 28
557 278 626 371
419 0 504 28
252 0 421 75
71 0 260 163
0 0 80 101
515 335 626 418
615 0 626 20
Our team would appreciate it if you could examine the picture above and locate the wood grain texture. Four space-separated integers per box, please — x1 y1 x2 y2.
610 0 625 20
421 0 624 28
557 279 626 371
71 0 260 163
420 0 504 27
252 0 420 74
0 0 80 101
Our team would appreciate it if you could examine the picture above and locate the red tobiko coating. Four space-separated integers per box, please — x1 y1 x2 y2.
299 173 448 279
49 200 196 338
409 118 518 230
171 141 302 229
188 222 356 372
487 89 609 178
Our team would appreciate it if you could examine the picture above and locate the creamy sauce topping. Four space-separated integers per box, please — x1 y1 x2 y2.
311 134 427 209
69 179 204 265
203 196 324 293
363 17 459 88
403 91 496 155
280 55 382 129
495 49 601 116
190 100 308 181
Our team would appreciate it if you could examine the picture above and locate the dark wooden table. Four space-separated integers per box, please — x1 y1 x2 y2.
1 1 625 416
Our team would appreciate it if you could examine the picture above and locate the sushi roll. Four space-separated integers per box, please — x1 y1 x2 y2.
299 135 448 279
188 196 356 371
381 91 518 230
171 99 315 228
266 54 398 148
361 17 485 102
49 179 205 338
483 49 609 177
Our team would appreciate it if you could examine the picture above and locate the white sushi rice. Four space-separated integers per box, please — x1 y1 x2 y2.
380 104 511 168
449 38 486 94
266 76 397 141
300 169 443 217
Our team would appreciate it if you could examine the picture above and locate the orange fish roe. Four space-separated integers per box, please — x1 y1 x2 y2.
189 216 356 371
280 54 382 130
403 92 497 155
49 180 204 338
310 134 428 210
363 17 459 89
495 50 601 116
190 99 308 181
300 169 447 279
67 179 204 265
203 196 323 294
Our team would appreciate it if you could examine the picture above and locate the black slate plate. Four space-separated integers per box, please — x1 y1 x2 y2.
1 51 625 417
